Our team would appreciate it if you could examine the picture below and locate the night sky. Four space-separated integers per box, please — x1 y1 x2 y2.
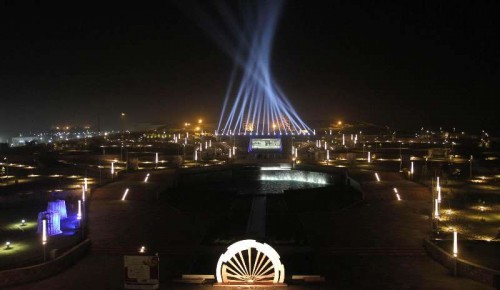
0 1 499 138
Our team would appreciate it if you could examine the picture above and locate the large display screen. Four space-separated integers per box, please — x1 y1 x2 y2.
250 138 282 151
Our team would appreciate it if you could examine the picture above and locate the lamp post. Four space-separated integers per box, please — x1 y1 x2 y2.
42 218 47 261
469 155 473 178
77 200 84 239
434 199 440 220
120 112 126 139
399 142 403 172
3 157 8 184
453 231 458 276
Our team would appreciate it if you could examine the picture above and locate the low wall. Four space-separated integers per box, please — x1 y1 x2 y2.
0 239 91 287
423 239 500 289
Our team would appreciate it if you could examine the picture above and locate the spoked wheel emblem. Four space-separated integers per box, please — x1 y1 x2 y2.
216 240 285 284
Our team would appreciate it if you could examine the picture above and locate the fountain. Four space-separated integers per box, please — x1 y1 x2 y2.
37 211 62 236
47 199 67 219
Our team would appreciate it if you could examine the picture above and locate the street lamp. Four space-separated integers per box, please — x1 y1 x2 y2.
42 218 47 261
453 231 458 257
77 200 82 220
3 157 8 184
453 230 458 276
469 155 473 178
434 199 440 219
399 142 403 172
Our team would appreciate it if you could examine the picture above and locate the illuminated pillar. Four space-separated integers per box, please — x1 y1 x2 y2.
232 146 236 156
81 185 86 202
324 142 327 150
375 172 380 182
84 178 88 192
42 218 47 261
144 173 150 182
326 150 330 161
469 155 473 178
342 134 345 146
155 152 159 165
77 200 82 220
229 148 232 158
194 150 198 161
121 188 129 201
42 219 47 245
205 141 208 149
453 231 458 257
437 185 442 203
434 199 440 219
368 151 371 163
393 188 401 201
209 140 212 147
453 230 458 276
111 162 115 175
410 161 414 175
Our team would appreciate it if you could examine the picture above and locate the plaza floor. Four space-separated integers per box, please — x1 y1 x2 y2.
5 169 494 289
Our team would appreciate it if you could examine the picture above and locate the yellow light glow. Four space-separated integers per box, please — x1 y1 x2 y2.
198 119 203 124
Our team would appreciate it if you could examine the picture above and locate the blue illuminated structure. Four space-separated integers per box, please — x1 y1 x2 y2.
37 211 62 236
187 0 312 136
47 200 67 219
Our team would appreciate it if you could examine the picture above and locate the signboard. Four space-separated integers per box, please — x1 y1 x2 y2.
124 255 159 289
249 138 282 151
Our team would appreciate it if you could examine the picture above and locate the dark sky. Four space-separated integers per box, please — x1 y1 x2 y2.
0 1 499 137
